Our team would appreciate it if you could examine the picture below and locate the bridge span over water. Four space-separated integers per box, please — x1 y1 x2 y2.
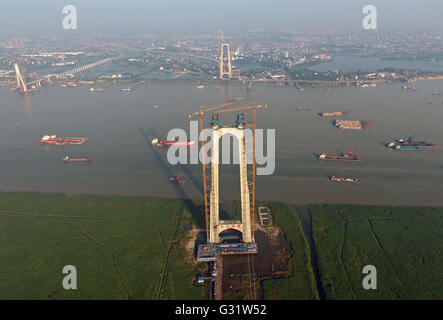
13 56 120 93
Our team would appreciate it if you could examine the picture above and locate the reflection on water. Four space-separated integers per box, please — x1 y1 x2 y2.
0 80 443 206
219 84 234 103
17 92 33 122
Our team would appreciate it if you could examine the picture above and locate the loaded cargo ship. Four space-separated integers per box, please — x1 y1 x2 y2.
330 176 359 183
318 111 348 117
386 138 436 151
41 135 88 146
318 149 362 162
152 136 195 147
334 119 374 130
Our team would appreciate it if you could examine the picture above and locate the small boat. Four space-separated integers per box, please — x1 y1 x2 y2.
120 88 133 92
295 106 310 111
330 176 359 183
152 105 159 109
402 85 417 91
89 87 107 92
62 156 91 163
169 176 185 184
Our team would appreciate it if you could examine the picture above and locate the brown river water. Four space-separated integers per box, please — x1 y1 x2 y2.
1 80 442 206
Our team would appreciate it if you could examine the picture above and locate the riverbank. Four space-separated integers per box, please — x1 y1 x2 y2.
0 191 441 299
267 203 442 300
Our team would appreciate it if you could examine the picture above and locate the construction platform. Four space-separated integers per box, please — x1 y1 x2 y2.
197 242 258 262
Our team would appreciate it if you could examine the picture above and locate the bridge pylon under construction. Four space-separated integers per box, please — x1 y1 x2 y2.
209 127 253 243
189 100 268 249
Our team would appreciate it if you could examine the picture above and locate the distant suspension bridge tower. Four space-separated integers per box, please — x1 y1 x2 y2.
219 42 232 79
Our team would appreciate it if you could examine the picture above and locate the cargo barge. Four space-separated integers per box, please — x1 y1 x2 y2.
41 135 88 146
318 149 362 162
386 138 436 151
334 119 374 130
62 156 91 163
330 176 359 183
318 111 348 117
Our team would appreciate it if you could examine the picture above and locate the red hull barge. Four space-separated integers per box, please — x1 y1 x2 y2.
152 136 195 147
41 135 88 146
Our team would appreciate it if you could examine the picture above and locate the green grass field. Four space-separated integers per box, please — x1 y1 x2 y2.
310 204 443 299
0 191 441 300
0 192 204 299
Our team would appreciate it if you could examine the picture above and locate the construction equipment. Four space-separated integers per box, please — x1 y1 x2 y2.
233 113 246 129
210 114 223 129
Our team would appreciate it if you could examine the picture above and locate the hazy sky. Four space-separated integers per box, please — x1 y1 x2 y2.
1 0 443 38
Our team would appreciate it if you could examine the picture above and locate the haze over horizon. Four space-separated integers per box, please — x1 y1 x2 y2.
2 0 443 38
